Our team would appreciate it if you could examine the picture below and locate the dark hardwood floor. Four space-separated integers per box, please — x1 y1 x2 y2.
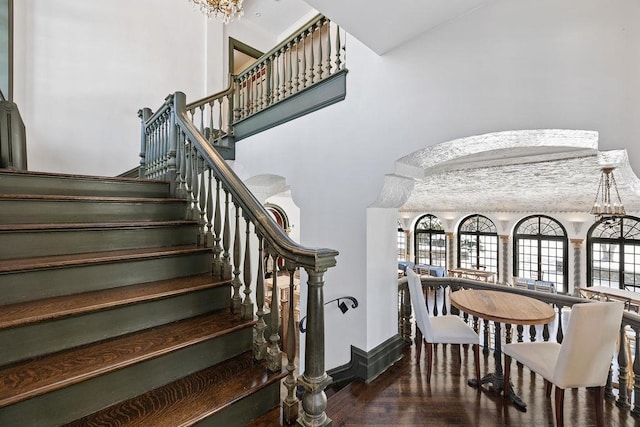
251 342 640 426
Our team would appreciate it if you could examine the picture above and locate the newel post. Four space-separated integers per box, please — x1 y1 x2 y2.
137 107 152 178
172 92 189 198
298 266 332 427
166 93 178 197
232 75 242 123
227 73 236 132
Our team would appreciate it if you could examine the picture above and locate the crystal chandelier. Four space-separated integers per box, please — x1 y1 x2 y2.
190 0 244 23
591 166 626 224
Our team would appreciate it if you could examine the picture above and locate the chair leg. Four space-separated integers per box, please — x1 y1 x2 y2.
554 387 565 427
426 342 433 383
504 354 511 398
545 380 552 398
473 343 480 386
415 329 423 362
593 386 604 427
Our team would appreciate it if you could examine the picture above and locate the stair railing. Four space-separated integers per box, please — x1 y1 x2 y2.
138 91 338 426
138 14 346 176
136 15 346 426
233 14 345 122
181 91 338 426
185 81 235 148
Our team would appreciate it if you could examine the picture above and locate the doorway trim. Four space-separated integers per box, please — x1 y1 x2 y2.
228 37 263 76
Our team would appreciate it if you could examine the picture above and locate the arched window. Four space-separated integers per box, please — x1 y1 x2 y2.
458 215 499 278
414 214 446 267
265 203 289 270
513 215 568 293
265 203 289 231
588 216 640 291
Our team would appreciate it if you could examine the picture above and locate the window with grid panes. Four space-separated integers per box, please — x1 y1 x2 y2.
513 215 567 293
414 214 446 267
458 215 499 279
588 216 640 291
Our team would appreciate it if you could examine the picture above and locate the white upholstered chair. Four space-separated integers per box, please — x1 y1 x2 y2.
503 301 624 427
406 269 480 383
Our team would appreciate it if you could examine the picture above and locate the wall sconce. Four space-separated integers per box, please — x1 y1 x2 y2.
298 296 359 333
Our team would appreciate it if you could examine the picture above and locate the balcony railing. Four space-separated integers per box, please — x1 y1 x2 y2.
232 14 345 123
165 13 347 162
398 276 640 418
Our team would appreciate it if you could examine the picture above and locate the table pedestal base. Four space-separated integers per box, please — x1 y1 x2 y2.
468 373 527 411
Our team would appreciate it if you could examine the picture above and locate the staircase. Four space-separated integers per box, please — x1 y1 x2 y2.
0 169 285 426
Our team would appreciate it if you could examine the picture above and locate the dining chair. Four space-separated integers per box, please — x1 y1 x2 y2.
503 301 624 427
406 269 480 384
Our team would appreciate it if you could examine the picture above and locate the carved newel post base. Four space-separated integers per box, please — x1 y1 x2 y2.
297 373 333 427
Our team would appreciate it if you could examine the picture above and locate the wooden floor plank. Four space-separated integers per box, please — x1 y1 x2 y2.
251 343 638 426
326 344 636 426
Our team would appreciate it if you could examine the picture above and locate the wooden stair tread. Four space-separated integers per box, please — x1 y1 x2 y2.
0 274 230 329
0 245 210 273
0 168 167 183
0 311 253 408
66 352 286 427
0 220 197 232
0 193 182 202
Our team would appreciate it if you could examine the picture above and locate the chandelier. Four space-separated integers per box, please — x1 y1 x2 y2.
591 166 626 224
190 0 244 23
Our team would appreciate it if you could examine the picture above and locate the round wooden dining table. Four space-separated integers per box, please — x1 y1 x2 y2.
449 289 555 410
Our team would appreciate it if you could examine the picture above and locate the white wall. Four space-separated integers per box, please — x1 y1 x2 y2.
232 0 640 369
13 0 281 176
365 208 400 347
222 18 278 86
14 0 211 176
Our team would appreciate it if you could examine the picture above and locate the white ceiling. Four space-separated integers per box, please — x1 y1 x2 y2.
382 130 640 215
241 0 494 55
241 0 314 39
302 0 494 55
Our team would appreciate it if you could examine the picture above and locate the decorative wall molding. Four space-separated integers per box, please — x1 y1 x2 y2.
327 334 405 387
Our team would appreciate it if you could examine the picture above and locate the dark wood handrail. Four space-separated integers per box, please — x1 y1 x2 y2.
174 92 339 270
